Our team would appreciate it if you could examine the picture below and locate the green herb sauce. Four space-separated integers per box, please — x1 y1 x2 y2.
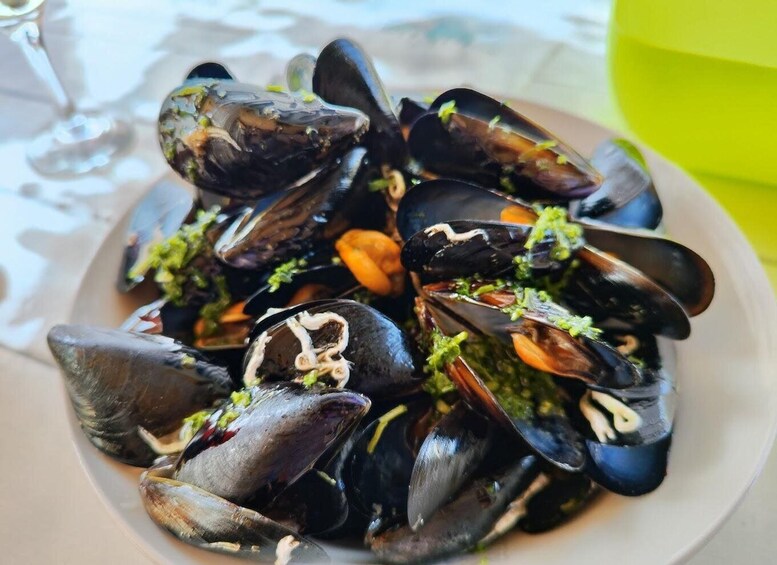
460 336 564 421
267 257 308 292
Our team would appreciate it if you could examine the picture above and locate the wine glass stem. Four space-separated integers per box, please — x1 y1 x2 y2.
10 16 75 118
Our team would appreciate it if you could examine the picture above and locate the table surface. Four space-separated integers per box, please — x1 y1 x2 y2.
1 1 775 563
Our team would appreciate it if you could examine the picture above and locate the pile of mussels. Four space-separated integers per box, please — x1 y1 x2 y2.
48 39 715 564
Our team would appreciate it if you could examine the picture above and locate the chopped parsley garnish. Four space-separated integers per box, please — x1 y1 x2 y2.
184 158 199 182
513 254 532 280
265 84 285 93
547 314 601 339
437 100 457 125
197 115 211 128
267 257 308 292
368 178 391 192
302 370 320 387
230 389 252 408
217 409 239 429
180 353 197 369
423 329 467 398
128 207 234 338
499 176 517 194
488 115 501 131
197 274 231 336
556 154 568 165
182 409 211 433
525 206 584 261
501 286 552 321
453 277 474 297
171 84 208 109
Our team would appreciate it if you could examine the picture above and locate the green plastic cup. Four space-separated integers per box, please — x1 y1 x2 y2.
609 0 777 186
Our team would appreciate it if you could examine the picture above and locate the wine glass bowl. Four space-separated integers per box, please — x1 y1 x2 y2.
1 0 134 176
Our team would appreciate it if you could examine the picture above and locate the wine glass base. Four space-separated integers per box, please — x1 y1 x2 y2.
27 110 134 176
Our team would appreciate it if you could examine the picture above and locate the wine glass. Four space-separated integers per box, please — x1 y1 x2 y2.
0 0 133 176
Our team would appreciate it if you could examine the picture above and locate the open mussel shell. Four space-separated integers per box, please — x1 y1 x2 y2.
369 453 540 564
401 220 538 281
118 179 194 292
214 147 374 270
243 263 359 317
347 398 431 528
262 469 349 537
158 78 369 200
399 179 701 336
407 87 601 199
396 178 510 241
568 247 691 339
47 325 232 467
571 138 662 230
580 222 714 317
582 376 675 495
242 300 424 399
174 382 370 507
407 402 494 531
140 461 329 563
586 434 671 496
517 470 598 533
421 300 586 472
313 38 408 168
425 283 644 391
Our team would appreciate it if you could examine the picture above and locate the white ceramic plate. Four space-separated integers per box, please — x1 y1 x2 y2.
67 100 777 565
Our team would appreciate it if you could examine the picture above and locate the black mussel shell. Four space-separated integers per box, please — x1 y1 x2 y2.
401 219 576 281
584 383 675 495
159 79 369 200
396 178 514 241
572 138 662 230
140 462 329 562
567 247 691 339
586 433 672 496
213 147 374 270
407 402 494 531
118 179 194 293
396 96 429 137
313 38 408 168
399 179 695 337
47 325 232 466
242 300 424 399
421 300 586 472
518 470 598 533
369 454 540 564
186 61 235 81
174 382 370 507
408 88 601 199
243 263 359 317
581 223 715 317
262 469 349 537
425 284 643 391
347 398 431 527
